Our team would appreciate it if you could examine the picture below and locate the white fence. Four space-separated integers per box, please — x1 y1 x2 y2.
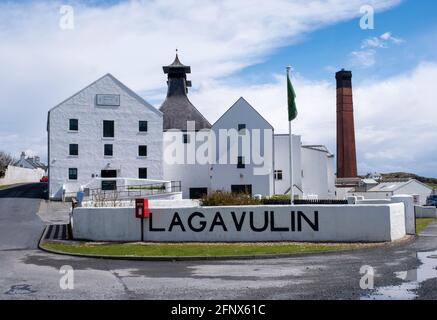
0 165 44 185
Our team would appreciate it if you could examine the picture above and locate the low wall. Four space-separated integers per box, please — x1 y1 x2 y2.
0 165 44 185
415 206 437 218
72 203 406 243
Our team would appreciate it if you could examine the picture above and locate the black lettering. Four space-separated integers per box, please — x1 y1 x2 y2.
188 212 207 232
149 212 165 232
297 211 319 231
230 211 246 231
270 211 289 232
291 211 296 232
168 212 186 232
250 211 269 232
209 212 228 232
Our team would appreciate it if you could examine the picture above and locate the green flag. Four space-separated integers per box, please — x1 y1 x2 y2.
287 70 297 121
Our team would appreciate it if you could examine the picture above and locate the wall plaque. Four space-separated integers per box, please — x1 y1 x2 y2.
96 94 120 106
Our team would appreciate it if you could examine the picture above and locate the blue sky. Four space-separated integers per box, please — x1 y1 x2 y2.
232 0 437 84
0 0 436 177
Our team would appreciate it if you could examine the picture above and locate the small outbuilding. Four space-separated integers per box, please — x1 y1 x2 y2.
350 179 433 205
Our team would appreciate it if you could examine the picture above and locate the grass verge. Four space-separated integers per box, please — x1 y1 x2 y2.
416 218 435 234
40 241 381 258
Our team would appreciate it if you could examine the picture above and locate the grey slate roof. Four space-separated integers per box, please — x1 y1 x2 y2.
160 95 211 131
160 54 211 131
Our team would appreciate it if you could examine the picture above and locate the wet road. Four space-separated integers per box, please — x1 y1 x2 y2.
0 183 436 300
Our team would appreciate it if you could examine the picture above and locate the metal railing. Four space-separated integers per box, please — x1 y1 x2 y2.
80 181 182 202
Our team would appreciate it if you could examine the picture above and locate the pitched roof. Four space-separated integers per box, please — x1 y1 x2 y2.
47 73 162 130
368 179 433 192
212 97 274 129
160 95 212 131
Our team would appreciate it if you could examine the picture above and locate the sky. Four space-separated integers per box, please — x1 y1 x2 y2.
0 0 436 177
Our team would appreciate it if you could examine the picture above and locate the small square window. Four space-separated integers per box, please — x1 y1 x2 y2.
69 119 78 131
139 121 148 132
237 156 245 169
139 168 148 179
69 168 78 180
104 144 113 156
238 124 246 134
69 144 78 156
138 145 147 157
103 120 114 138
274 170 283 181
183 133 190 144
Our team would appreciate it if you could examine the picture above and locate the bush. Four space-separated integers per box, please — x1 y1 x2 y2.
201 190 261 206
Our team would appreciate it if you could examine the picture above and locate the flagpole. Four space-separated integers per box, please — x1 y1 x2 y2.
287 66 294 205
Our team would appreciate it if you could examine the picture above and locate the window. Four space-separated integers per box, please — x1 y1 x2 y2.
69 119 78 131
101 181 117 191
189 188 208 199
237 156 245 169
139 121 148 132
138 145 147 157
68 168 78 180
103 120 114 138
104 144 113 156
183 133 190 144
274 170 283 181
138 168 148 179
238 124 246 135
69 144 78 156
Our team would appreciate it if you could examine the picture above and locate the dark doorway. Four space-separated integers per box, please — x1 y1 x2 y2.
190 188 208 199
231 184 252 196
101 170 117 190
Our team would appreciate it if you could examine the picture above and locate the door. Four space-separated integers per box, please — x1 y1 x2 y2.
190 188 208 199
101 170 117 191
231 184 252 196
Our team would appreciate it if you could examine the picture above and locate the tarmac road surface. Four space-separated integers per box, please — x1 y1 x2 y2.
0 183 437 300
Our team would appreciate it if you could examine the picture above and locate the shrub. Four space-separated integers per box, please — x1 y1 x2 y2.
201 190 261 206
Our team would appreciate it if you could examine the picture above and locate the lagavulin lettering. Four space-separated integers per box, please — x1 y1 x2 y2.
149 211 319 233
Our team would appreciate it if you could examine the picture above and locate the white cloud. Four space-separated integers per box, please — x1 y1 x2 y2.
5 0 432 177
351 31 404 68
189 62 437 176
350 49 377 67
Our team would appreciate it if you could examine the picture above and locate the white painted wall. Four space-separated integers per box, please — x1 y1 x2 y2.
415 206 437 218
273 134 302 197
396 181 432 206
48 74 163 199
301 147 330 199
163 131 211 199
210 98 274 196
0 165 45 185
72 203 406 242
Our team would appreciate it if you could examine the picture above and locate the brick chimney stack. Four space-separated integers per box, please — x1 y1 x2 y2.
336 69 357 179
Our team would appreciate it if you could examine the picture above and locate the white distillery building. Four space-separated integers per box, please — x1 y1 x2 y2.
349 179 433 205
48 54 335 200
47 74 163 199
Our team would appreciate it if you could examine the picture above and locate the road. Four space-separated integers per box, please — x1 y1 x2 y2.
0 183 436 300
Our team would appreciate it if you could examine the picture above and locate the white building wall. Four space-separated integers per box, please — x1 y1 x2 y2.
210 98 274 196
301 147 330 199
273 134 302 196
163 131 211 199
327 155 336 198
48 74 163 199
396 181 432 205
